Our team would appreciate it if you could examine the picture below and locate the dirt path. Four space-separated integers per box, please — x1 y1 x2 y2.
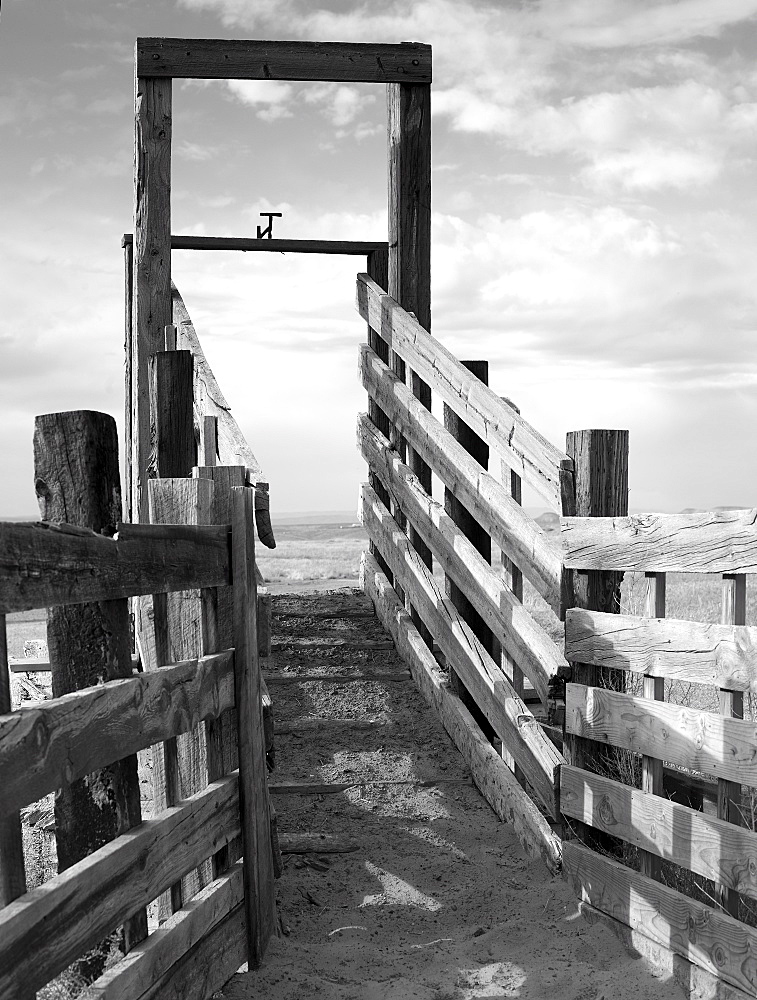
220 588 685 1000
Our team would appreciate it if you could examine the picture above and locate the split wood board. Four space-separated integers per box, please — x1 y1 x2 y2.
357 273 572 511
562 509 757 573
0 521 230 613
566 682 757 788
563 840 757 996
561 765 757 899
359 344 563 612
359 412 566 703
173 286 266 485
0 774 240 998
361 485 564 817
361 550 562 874
82 862 244 1000
123 234 388 255
137 38 432 83
565 609 757 692
0 650 234 817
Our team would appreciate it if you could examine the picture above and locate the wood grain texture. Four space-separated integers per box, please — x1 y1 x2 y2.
562 509 757 573
124 240 134 524
0 521 230 615
0 650 234 817
566 682 757 788
0 614 27 907
231 487 277 967
134 75 172 523
360 344 563 611
359 414 566 702
0 773 240 998
565 609 757 691
81 862 244 1000
123 233 387 254
361 551 563 874
640 572 665 882
148 350 195 479
357 273 571 510
136 38 432 82
561 765 757 898
361 484 564 817
563 840 757 995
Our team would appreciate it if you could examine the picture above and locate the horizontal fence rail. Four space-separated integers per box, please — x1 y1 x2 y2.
565 608 757 692
123 233 387 255
561 509 757 573
357 272 574 513
0 521 230 613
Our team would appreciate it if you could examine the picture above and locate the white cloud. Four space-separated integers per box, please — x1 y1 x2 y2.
226 79 294 120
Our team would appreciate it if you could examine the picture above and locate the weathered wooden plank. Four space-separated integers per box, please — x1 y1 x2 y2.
361 485 564 817
123 233 387 255
0 520 230 613
640 572 665 883
357 274 571 510
561 765 757 899
0 773 240 998
136 38 432 82
562 509 757 573
566 683 757 788
81 862 244 1000
148 350 195 479
0 650 234 817
134 75 172 524
359 344 563 612
361 550 563 873
563 840 757 995
359 414 566 702
172 287 270 505
231 487 276 967
565 609 757 692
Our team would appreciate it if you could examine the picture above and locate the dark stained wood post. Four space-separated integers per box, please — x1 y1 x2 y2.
148 348 195 479
563 429 628 843
33 410 147 966
134 74 172 523
123 235 134 524
387 80 433 640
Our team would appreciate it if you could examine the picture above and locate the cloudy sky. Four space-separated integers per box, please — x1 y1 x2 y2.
1 0 756 519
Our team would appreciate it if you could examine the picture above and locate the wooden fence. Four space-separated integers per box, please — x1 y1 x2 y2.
0 490 276 1000
357 271 757 998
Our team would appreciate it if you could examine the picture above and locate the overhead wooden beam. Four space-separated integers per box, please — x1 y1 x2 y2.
136 38 431 83
122 234 387 255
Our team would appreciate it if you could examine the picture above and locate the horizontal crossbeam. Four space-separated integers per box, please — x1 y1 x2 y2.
122 234 388 255
136 38 432 82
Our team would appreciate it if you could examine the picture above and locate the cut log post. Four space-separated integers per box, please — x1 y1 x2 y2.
123 236 134 525
149 477 215 917
231 487 277 967
33 410 147 966
0 614 27 909
148 350 195 480
562 429 629 846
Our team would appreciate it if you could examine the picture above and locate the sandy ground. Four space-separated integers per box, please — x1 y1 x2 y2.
219 589 686 1000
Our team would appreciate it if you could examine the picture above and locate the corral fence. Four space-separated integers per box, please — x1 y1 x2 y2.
0 483 276 999
357 270 757 998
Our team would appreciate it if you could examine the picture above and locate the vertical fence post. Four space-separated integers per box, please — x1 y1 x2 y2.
387 80 433 643
33 410 147 964
134 75 172 524
0 615 26 905
232 487 277 968
443 362 496 733
719 573 746 916
194 463 247 876
563 429 628 843
640 573 666 881
123 235 134 524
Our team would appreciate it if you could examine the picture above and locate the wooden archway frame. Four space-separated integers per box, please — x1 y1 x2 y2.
131 37 432 523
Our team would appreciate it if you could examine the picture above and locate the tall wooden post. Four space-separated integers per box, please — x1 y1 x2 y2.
34 410 147 967
0 616 26 908
387 81 433 640
134 73 172 522
123 236 134 524
563 429 628 844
